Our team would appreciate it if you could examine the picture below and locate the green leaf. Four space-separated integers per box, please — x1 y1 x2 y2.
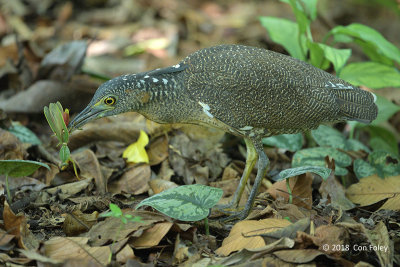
59 145 70 163
262 133 303 151
109 203 122 217
330 23 400 64
355 39 394 66
316 43 351 75
280 0 318 21
371 95 400 125
292 147 352 176
307 41 329 70
0 160 50 177
136 184 223 221
339 62 400 89
366 125 399 155
354 151 400 179
353 159 377 179
8 123 41 145
278 166 331 181
259 16 307 60
311 125 370 152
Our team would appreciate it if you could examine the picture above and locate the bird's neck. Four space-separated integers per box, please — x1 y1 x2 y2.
133 73 194 124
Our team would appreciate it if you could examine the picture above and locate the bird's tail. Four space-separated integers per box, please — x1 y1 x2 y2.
333 88 378 124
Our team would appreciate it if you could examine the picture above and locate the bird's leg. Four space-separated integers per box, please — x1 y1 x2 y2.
218 138 269 221
215 138 258 212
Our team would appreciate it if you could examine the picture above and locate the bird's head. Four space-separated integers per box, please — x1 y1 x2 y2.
69 74 147 131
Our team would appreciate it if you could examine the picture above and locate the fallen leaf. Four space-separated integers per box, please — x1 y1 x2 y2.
147 135 169 165
44 237 110 266
109 164 151 195
123 130 149 164
268 173 313 209
320 169 355 211
215 218 292 256
130 222 173 248
116 244 135 263
346 175 400 210
149 178 178 194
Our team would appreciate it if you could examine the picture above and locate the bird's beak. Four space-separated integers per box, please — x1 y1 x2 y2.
68 104 106 132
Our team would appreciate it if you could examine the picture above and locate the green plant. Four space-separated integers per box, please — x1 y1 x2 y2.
44 102 79 178
100 203 142 262
260 0 400 183
136 184 223 222
260 0 400 154
0 159 49 202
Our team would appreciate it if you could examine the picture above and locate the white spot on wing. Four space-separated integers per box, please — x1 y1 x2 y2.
173 64 180 68
162 78 168 85
371 92 377 102
325 81 353 89
198 101 214 118
239 126 253 131
140 80 145 84
144 75 149 78
152 78 159 83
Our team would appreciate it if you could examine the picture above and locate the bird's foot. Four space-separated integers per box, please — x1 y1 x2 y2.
217 209 250 222
212 204 250 222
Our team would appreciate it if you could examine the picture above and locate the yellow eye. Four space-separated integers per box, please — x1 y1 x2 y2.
104 96 116 106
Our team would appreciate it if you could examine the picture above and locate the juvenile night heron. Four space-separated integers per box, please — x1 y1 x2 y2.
69 45 378 220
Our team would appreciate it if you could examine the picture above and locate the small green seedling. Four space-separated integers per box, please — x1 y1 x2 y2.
100 203 142 261
44 102 78 178
0 159 49 202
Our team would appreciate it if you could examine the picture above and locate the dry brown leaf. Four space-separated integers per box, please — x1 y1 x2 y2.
147 135 169 166
0 129 27 160
73 149 106 194
149 178 178 195
63 210 99 236
116 244 135 263
87 210 167 246
215 218 291 256
273 249 325 264
3 201 39 250
44 237 110 266
46 178 93 200
130 222 173 248
268 173 313 209
296 225 349 258
346 175 400 210
320 170 355 211
366 221 392 267
108 164 151 195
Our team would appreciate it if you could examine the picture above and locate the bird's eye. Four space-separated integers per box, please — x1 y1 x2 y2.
104 96 116 106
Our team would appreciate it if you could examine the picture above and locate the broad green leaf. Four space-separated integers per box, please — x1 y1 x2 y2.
355 39 394 66
8 123 41 145
280 0 318 21
317 43 351 75
311 125 370 152
283 0 310 35
330 23 400 64
339 62 400 89
292 147 352 176
262 133 303 151
259 16 307 61
122 130 149 164
136 184 223 221
354 151 400 179
0 160 50 177
278 166 331 181
307 41 329 70
370 95 400 125
366 125 399 155
353 159 377 179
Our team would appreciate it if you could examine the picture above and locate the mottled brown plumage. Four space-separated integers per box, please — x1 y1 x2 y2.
69 45 378 220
